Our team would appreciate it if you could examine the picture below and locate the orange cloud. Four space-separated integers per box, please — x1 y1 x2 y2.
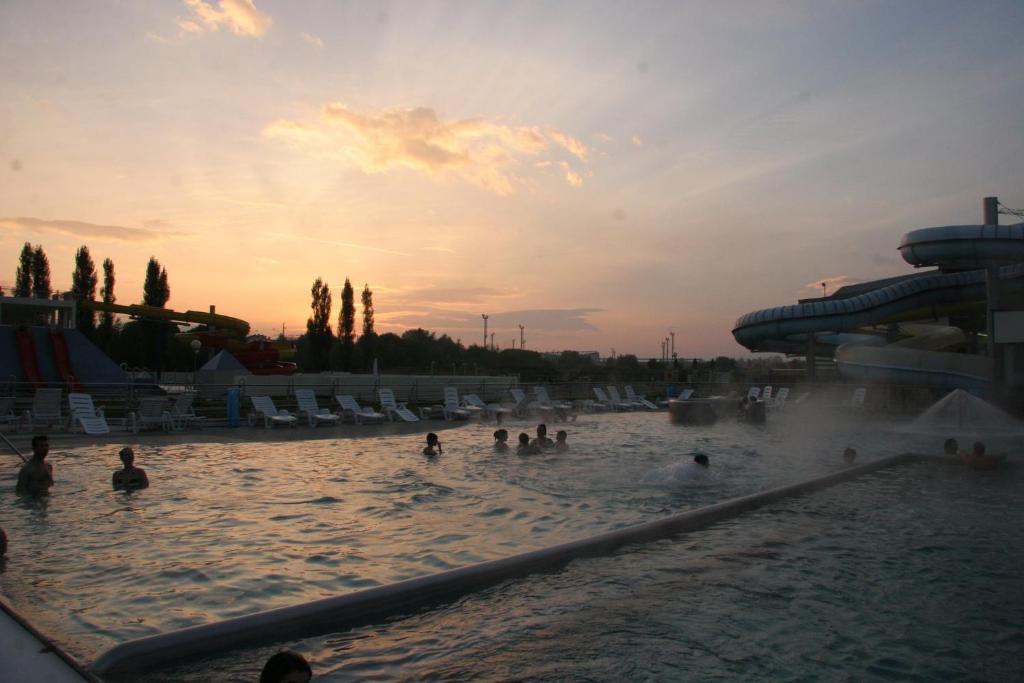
0 217 186 242
183 0 271 37
264 104 590 195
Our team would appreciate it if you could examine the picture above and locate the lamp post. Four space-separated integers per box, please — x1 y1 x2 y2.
821 282 827 298
190 338 202 387
481 314 489 349
519 324 525 350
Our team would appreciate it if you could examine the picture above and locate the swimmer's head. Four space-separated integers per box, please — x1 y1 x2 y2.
260 649 312 683
943 438 958 455
843 447 857 463
972 441 986 455
119 447 135 465
426 433 439 446
537 423 547 437
494 429 508 442
693 454 709 467
556 430 567 442
31 435 48 456
518 433 530 446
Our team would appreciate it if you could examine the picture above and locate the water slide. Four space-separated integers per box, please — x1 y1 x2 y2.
14 328 43 388
79 301 250 337
49 329 81 392
732 223 1024 390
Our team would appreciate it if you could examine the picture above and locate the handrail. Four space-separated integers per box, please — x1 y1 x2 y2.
0 430 28 462
92 453 919 676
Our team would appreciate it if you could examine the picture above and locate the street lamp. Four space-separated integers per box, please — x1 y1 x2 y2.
190 338 201 386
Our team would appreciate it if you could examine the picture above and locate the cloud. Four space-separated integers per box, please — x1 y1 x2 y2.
264 231 411 257
0 217 186 242
804 275 858 296
631 135 643 146
182 0 271 37
264 104 591 195
299 32 323 48
593 132 612 142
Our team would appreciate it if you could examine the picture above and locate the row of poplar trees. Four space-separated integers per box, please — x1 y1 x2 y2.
299 277 376 373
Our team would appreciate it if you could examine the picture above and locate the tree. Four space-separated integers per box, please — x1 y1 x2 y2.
143 256 170 307
338 278 356 370
71 245 98 338
361 283 375 336
301 277 333 372
14 242 33 297
98 258 117 345
31 245 50 299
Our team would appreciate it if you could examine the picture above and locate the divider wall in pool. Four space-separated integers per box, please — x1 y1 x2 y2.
91 453 920 677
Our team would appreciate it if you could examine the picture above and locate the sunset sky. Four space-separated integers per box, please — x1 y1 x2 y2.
2 1 1023 357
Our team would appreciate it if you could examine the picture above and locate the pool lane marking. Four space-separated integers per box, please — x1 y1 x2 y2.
91 453 920 676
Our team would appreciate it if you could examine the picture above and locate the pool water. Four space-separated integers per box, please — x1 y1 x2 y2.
0 410 1019 680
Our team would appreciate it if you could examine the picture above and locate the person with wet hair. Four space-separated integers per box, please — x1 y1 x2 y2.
531 423 554 450
16 435 53 497
260 649 312 683
843 447 857 464
112 447 150 491
554 430 569 452
943 438 960 457
517 432 540 455
423 433 442 457
493 429 509 452
962 441 1006 470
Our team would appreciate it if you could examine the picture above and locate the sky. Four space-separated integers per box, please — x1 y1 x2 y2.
1 0 1023 358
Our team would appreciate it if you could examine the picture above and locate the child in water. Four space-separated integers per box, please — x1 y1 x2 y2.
423 433 442 456
554 430 569 452
260 649 312 683
842 447 857 465
531 423 554 450
517 433 540 455
494 429 509 452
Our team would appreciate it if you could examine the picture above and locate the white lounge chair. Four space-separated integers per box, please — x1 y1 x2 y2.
509 388 533 417
379 388 419 422
608 386 642 410
769 387 790 409
24 388 63 431
463 393 511 421
762 386 773 403
295 389 340 427
746 387 761 400
443 387 473 420
336 395 386 424
624 385 659 410
794 392 811 405
534 386 573 413
168 391 206 431
130 396 172 433
594 387 629 411
249 395 297 428
68 392 111 435
676 388 695 400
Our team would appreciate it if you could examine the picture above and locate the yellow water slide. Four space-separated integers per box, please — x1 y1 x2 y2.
80 301 250 337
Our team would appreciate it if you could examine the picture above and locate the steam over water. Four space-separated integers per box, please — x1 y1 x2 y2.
1 410 1020 680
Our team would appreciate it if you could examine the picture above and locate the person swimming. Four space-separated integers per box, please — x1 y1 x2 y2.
531 423 554 450
423 433 442 457
493 429 509 452
843 447 857 464
112 447 150 491
16 435 53 497
962 441 1006 471
260 649 312 683
554 430 569 452
517 433 541 455
655 453 710 483
944 438 961 457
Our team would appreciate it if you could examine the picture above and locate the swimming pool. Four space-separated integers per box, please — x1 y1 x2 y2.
0 411 1018 679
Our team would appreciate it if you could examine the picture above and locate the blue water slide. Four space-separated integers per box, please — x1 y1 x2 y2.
732 223 1024 388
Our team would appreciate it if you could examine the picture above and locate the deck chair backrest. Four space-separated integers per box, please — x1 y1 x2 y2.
762 386 773 401
68 393 98 417
510 388 527 405
624 386 640 400
337 395 363 412
443 386 460 408
850 387 866 406
171 392 196 415
774 387 790 403
463 394 486 409
678 388 694 400
139 396 168 418
379 388 398 409
250 395 280 416
33 388 63 417
593 387 610 402
746 387 761 400
607 386 625 402
295 389 318 411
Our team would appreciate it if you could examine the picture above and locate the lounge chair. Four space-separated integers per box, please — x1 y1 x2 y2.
746 387 761 400
608 386 642 410
24 388 63 431
295 389 340 427
594 387 630 411
762 386 773 403
768 387 790 410
249 395 297 428
463 393 511 421
624 385 659 410
534 386 573 413
443 387 473 420
168 392 206 431
794 392 811 405
509 388 534 416
676 388 695 400
0 397 17 431
68 392 111 435
336 395 386 424
379 388 419 422
129 396 172 433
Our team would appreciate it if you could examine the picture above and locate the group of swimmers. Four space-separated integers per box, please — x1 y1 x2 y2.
422 423 570 457
943 438 1006 470
14 435 149 498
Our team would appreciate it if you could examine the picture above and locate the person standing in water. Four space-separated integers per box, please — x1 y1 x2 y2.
113 447 150 491
16 435 53 497
517 433 541 455
843 447 857 464
493 429 509 452
554 430 569 452
260 649 312 683
423 433 442 456
531 423 554 450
